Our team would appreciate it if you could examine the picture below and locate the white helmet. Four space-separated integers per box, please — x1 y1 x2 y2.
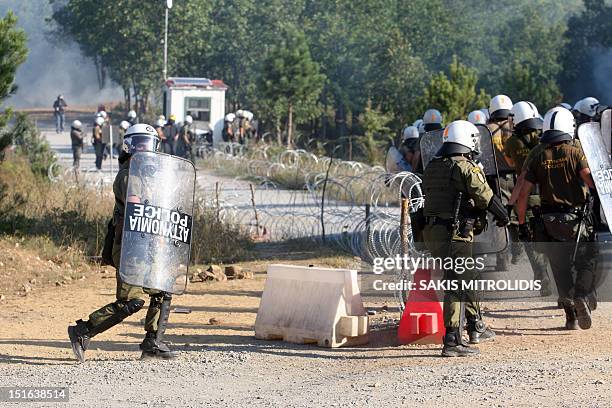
402 126 419 141
158 114 166 121
489 95 513 120
225 113 236 122
559 102 572 110
573 97 599 118
467 110 487 125
244 110 254 121
71 120 82 130
236 109 244 118
120 120 130 130
541 107 575 143
423 109 443 131
128 110 137 119
156 118 165 128
417 121 425 134
95 116 105 126
511 101 542 131
184 115 193 124
438 120 480 155
122 124 160 154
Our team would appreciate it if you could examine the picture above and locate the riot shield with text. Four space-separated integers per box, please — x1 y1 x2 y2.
119 152 196 294
577 123 612 235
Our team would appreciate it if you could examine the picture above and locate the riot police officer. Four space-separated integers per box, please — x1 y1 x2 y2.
516 107 597 330
398 125 421 172
422 120 509 357
68 124 178 361
488 94 519 269
504 101 552 295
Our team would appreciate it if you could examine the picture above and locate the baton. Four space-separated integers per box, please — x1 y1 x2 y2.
572 198 591 263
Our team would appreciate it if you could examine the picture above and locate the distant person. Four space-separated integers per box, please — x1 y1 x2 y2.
163 114 178 155
53 95 67 133
127 110 138 126
155 118 171 154
178 115 195 162
70 120 83 169
92 116 105 170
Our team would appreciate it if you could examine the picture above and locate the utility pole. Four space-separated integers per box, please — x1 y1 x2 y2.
163 0 172 80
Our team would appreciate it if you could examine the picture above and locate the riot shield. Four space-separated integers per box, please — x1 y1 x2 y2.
600 109 611 155
419 129 445 170
119 152 196 294
577 123 612 235
473 125 508 255
385 146 411 173
474 125 497 176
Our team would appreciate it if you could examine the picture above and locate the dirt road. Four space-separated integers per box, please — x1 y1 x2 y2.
1 250 611 407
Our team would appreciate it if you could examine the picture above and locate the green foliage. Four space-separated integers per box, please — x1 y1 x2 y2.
561 0 612 101
50 0 584 137
419 56 490 123
9 113 56 177
0 10 27 130
354 101 392 165
259 23 325 146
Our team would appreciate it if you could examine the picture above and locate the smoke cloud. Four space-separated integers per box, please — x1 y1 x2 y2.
0 0 123 109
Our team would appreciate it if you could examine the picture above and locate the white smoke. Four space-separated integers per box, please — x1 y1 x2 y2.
591 46 612 106
0 0 123 109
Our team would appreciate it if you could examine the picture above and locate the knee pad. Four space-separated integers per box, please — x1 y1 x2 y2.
118 298 145 316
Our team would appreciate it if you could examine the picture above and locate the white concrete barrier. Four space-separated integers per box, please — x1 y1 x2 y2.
254 264 369 347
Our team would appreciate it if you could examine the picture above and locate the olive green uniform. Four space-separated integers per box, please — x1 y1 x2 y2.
504 130 550 290
87 161 162 333
422 156 493 328
524 141 597 301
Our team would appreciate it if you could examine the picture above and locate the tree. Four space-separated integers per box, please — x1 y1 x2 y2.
495 3 565 109
419 56 490 123
259 23 324 146
0 10 28 159
52 0 212 114
354 100 392 165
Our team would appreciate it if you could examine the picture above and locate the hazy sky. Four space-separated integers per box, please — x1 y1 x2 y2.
0 0 123 109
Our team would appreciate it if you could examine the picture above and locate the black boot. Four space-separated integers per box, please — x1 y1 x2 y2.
441 328 480 357
140 332 178 360
140 292 178 360
563 302 579 330
574 297 592 330
467 317 496 344
67 320 92 363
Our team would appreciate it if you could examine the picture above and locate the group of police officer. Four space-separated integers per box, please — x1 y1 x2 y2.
222 109 257 144
394 96 604 357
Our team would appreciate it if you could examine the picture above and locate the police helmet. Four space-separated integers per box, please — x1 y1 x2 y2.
122 124 160 154
71 120 82 130
436 120 480 156
402 126 419 142
489 95 513 120
511 101 543 131
541 107 575 143
467 110 487 126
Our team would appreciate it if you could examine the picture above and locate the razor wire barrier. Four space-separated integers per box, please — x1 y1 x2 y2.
198 142 425 309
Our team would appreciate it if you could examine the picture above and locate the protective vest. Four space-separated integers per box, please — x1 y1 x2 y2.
423 157 458 217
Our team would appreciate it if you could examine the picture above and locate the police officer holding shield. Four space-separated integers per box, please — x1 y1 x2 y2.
68 124 194 361
516 107 597 330
422 120 509 357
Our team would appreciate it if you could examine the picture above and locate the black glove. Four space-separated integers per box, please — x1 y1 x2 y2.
488 195 510 227
518 223 530 241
